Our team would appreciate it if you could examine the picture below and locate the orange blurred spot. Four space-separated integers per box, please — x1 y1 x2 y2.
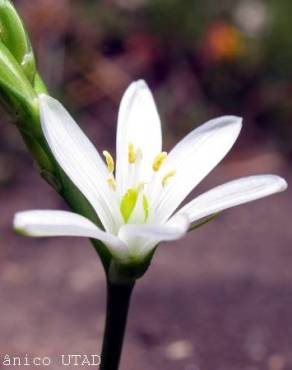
204 22 243 62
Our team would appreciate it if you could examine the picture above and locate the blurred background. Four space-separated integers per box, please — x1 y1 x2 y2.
0 0 291 369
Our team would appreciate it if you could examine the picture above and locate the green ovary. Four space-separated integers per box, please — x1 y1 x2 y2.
120 188 138 223
120 188 149 223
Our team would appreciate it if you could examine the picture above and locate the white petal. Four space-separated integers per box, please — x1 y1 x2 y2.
151 116 242 222
118 214 189 257
177 175 287 223
14 210 128 259
39 94 122 233
115 80 162 194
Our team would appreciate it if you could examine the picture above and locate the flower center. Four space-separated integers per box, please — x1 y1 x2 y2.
102 143 175 223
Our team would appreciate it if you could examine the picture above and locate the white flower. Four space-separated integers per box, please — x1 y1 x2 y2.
14 80 287 263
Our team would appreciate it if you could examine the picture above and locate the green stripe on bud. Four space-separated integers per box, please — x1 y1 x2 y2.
120 188 138 223
0 0 36 82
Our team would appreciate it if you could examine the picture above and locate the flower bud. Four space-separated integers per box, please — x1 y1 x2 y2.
0 0 36 82
0 41 40 134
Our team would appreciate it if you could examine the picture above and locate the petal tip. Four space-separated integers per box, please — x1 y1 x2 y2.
263 174 288 192
13 213 29 235
225 115 243 128
128 79 150 93
276 176 288 191
226 115 243 137
205 115 243 135
134 78 147 86
13 212 21 227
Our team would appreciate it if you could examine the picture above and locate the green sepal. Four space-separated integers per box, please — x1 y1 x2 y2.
108 258 153 284
0 0 36 81
107 246 157 283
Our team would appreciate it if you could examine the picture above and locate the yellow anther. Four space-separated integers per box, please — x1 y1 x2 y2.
107 177 117 191
128 143 136 164
152 152 167 171
103 150 114 173
162 170 176 187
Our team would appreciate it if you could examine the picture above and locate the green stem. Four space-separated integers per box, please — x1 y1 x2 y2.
100 281 135 370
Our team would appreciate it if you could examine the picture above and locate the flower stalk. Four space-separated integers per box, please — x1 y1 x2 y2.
100 281 135 370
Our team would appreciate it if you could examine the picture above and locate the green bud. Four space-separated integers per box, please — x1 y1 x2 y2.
0 41 40 134
0 41 35 99
0 0 36 82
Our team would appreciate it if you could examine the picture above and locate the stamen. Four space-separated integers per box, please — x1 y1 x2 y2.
143 194 149 221
103 150 114 173
162 170 176 187
128 143 136 164
107 177 117 191
152 152 167 172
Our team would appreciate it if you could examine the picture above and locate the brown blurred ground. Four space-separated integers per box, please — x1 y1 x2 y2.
0 1 292 369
